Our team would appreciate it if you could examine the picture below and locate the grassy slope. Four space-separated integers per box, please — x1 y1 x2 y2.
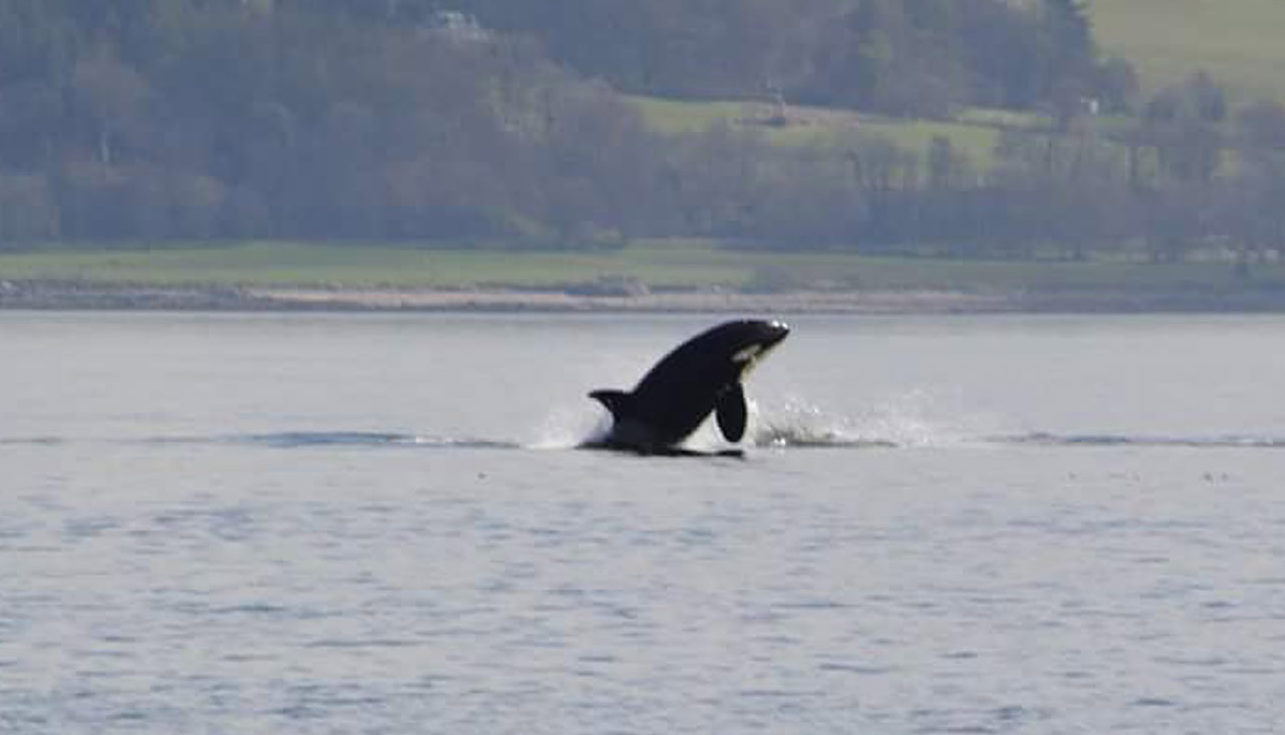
1 240 1279 293
624 95 1010 169
1091 0 1285 101
631 0 1285 158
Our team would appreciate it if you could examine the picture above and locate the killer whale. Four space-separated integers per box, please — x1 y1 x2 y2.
584 319 790 454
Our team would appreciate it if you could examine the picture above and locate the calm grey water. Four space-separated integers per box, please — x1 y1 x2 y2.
2 311 1284 734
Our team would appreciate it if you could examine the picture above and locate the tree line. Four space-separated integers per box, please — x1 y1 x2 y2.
0 0 657 243
456 0 1128 118
0 0 1282 270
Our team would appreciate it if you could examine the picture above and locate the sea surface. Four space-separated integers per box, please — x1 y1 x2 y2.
2 311 1283 734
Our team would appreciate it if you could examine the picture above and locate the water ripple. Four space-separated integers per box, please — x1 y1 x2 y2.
6 428 1285 453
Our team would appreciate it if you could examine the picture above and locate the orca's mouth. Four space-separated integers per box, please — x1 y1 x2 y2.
761 321 790 349
734 321 790 376
751 321 790 355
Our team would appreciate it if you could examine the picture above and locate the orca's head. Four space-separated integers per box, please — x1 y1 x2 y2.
718 319 790 376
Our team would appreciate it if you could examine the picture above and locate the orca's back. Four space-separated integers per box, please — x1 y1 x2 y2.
627 329 736 442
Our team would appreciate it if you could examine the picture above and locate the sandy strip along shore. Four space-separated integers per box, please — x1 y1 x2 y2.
3 280 1285 313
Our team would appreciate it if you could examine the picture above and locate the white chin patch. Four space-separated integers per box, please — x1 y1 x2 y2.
733 343 776 378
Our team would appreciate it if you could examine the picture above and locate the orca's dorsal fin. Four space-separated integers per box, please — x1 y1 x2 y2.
715 383 747 442
589 389 635 421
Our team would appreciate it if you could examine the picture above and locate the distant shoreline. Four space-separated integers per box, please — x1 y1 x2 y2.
5 280 1285 314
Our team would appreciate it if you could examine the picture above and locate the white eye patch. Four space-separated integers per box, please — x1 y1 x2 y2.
733 344 763 363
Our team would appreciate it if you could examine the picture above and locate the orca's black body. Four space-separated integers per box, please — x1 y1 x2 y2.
585 319 789 454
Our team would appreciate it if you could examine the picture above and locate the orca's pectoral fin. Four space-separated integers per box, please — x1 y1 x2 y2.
715 383 748 442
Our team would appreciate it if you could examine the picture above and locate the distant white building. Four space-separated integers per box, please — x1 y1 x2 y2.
431 11 490 42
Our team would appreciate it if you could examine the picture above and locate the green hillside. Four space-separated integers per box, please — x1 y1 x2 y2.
625 96 1016 170
0 1 1281 280
1092 0 1285 101
627 1 1285 174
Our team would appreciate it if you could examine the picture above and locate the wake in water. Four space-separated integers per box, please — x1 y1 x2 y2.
209 428 1285 452
5 429 1283 452
748 394 1285 451
5 404 1283 453
232 432 521 450
16 432 525 451
999 432 1285 449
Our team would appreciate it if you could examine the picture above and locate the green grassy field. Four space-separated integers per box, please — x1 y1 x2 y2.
1 240 1278 294
1091 0 1285 102
624 95 1014 169
0 241 748 290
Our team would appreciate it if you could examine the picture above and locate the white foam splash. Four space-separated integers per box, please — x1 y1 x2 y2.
750 390 973 449
527 404 608 450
